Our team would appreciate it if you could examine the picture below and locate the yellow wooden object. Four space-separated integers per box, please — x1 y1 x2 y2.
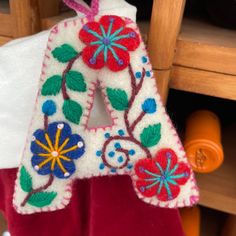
180 207 201 236
184 110 224 173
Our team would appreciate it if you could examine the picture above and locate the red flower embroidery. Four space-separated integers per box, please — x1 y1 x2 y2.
79 15 140 71
135 148 190 201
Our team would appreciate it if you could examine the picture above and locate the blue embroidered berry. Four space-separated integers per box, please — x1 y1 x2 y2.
118 129 125 136
146 71 151 77
42 100 56 116
129 149 135 156
99 163 105 170
105 133 110 139
114 142 121 149
135 72 142 79
118 156 124 163
111 168 116 173
142 98 157 114
127 164 133 169
96 150 102 157
142 56 148 63
108 151 115 158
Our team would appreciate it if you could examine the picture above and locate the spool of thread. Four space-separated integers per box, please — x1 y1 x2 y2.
184 110 224 173
180 206 201 236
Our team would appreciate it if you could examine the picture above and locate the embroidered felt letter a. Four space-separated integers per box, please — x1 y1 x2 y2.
14 14 198 214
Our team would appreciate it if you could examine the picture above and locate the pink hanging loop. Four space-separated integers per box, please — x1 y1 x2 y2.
63 0 99 20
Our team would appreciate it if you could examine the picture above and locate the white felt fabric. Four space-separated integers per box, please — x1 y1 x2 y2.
13 14 199 214
0 0 136 169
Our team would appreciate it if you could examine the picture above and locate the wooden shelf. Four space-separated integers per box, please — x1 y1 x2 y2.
175 18 236 75
0 0 10 14
170 66 236 101
41 10 76 30
138 19 236 101
196 123 236 215
0 35 12 45
169 18 236 101
0 12 13 37
0 1 12 38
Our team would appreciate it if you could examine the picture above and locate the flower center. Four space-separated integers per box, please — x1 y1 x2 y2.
102 37 111 46
161 175 166 181
51 151 59 157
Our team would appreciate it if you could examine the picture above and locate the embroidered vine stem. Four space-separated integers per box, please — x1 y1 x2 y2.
101 64 152 169
124 65 146 138
21 174 54 207
22 53 82 207
62 53 82 100
44 114 49 130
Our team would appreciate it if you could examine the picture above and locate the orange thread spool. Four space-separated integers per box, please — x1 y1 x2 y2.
184 110 224 173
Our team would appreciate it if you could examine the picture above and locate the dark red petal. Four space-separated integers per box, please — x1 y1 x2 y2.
79 22 102 44
154 148 178 172
99 15 125 34
135 158 160 179
107 47 129 71
157 183 180 201
171 162 190 185
82 45 105 70
136 179 159 197
114 28 140 51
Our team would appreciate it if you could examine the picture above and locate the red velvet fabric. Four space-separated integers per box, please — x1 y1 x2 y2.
0 169 185 236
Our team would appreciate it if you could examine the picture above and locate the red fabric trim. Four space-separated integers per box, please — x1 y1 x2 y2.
0 169 184 236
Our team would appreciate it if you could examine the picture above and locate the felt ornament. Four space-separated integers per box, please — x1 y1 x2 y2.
13 0 199 214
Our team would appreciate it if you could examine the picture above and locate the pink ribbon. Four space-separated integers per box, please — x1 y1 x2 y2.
63 0 99 19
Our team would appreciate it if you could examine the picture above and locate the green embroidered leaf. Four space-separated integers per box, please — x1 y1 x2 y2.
28 191 57 208
52 44 78 63
140 123 161 148
106 88 129 111
20 166 32 193
63 99 83 124
66 71 87 92
41 75 62 96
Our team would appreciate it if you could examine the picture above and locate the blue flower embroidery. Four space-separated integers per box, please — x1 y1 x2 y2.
31 122 85 179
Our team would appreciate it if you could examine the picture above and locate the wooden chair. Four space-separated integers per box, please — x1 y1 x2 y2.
148 0 186 104
148 0 236 103
0 0 60 45
148 0 236 224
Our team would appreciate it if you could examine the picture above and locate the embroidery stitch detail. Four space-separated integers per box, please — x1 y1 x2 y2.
41 44 86 124
135 148 190 201
79 15 140 71
13 14 199 214
31 122 85 179
100 64 158 169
